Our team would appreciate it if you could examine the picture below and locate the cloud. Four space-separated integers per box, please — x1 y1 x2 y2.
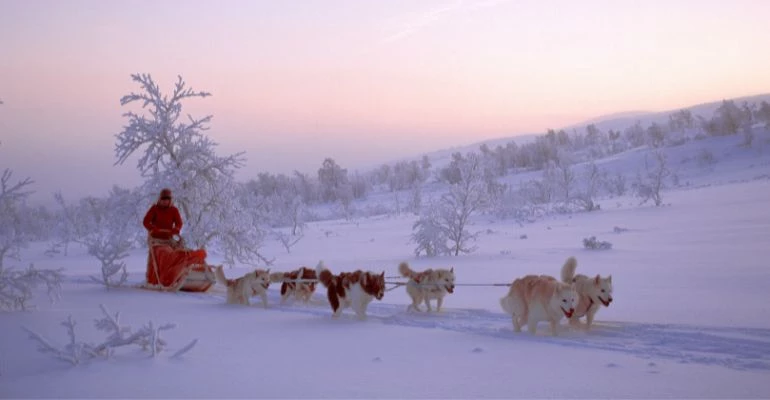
382 0 511 44
382 0 465 44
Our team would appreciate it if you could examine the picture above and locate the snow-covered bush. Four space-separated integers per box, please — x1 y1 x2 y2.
0 264 63 311
0 169 63 311
55 186 143 288
583 236 613 250
23 304 197 365
696 149 717 167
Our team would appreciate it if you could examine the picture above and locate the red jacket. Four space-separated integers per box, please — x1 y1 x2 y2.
143 204 183 240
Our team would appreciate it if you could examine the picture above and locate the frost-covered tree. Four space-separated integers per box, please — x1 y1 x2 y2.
646 122 666 148
0 170 63 311
293 170 319 205
438 152 465 185
668 109 695 144
585 124 602 147
411 203 450 257
755 101 770 131
603 172 627 197
633 150 671 207
443 154 486 255
624 121 646 148
572 161 602 212
408 185 422 215
413 154 485 256
317 158 349 203
550 152 575 202
114 74 270 266
709 100 744 136
0 170 34 267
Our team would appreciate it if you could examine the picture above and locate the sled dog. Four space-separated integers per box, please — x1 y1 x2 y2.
560 256 613 330
269 267 317 304
215 266 271 307
398 262 455 312
315 261 385 319
499 274 577 336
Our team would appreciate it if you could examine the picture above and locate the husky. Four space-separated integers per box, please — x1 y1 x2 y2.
215 265 271 307
315 261 385 319
499 274 577 336
560 256 613 330
398 262 455 312
269 267 317 304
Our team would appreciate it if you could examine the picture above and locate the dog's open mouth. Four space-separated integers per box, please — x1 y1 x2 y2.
562 308 574 318
261 283 269 289
599 297 612 307
446 285 454 294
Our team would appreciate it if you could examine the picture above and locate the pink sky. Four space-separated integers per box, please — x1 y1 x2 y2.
1 0 770 202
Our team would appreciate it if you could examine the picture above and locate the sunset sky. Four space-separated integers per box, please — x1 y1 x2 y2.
1 0 769 202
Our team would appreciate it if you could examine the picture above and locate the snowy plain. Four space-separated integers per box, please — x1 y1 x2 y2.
2 134 770 398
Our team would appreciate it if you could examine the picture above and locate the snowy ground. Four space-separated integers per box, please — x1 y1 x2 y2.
2 174 770 398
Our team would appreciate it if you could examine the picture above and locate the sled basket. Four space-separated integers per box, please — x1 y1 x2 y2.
146 236 216 292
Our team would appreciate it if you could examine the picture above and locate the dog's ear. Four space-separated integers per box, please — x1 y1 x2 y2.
595 274 601 285
608 274 612 283
266 268 271 275
450 267 454 273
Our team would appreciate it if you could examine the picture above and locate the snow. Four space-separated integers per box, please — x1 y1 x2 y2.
2 165 770 397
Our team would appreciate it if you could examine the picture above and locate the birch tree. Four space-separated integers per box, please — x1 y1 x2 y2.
114 74 271 266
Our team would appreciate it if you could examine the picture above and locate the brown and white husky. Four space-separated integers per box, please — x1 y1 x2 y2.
269 267 318 304
315 261 385 319
215 265 271 307
499 273 577 336
560 256 613 330
398 262 455 312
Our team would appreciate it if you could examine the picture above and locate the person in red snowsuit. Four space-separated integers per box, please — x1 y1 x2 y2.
143 188 211 291
143 188 183 240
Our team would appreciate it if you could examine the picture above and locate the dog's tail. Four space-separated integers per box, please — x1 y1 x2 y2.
560 256 578 284
499 295 514 315
269 271 286 284
398 261 417 279
214 265 229 286
316 261 334 288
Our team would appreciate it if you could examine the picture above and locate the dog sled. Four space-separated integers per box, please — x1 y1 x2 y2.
145 236 216 292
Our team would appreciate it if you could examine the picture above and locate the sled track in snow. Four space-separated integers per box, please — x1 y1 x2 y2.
124 282 770 372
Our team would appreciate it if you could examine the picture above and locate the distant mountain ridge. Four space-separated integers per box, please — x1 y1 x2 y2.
401 92 770 170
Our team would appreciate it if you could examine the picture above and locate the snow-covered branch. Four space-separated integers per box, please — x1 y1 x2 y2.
24 304 198 365
0 264 63 311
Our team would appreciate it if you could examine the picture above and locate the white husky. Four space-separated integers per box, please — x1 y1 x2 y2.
560 256 613 330
398 262 455 312
215 266 271 307
500 274 577 336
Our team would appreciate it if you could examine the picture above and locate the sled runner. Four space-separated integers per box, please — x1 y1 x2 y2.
145 236 216 292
